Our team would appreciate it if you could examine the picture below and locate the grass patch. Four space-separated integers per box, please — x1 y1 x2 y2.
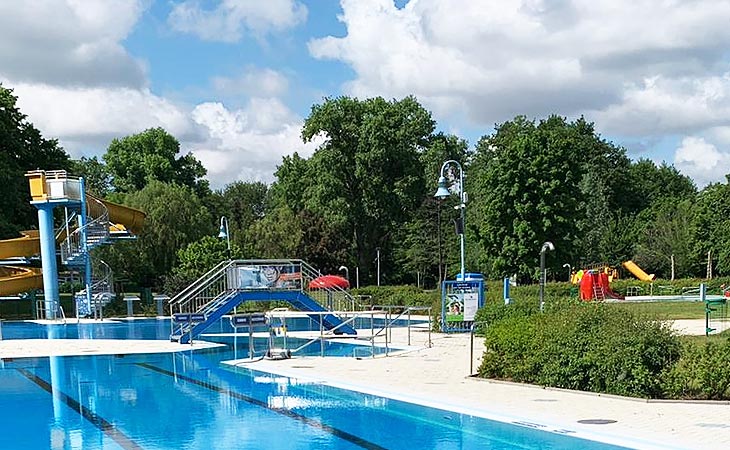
606 300 706 320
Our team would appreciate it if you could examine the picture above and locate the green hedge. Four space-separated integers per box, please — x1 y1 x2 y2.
662 339 730 400
352 285 440 310
478 302 681 398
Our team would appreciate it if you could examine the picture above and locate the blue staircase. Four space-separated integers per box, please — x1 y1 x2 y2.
169 260 358 344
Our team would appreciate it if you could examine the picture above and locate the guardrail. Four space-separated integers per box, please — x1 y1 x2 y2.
266 306 432 358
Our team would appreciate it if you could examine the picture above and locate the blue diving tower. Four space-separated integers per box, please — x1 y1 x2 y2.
169 259 358 343
25 170 143 320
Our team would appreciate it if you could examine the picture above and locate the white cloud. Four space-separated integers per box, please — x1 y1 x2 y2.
0 0 147 87
5 77 311 188
168 0 307 42
674 136 730 187
593 74 730 136
0 0 309 188
7 80 197 155
212 67 289 98
309 0 730 184
189 100 316 185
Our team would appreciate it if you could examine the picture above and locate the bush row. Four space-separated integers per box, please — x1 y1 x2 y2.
476 301 730 400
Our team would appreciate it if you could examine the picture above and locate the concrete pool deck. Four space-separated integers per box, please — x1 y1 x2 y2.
0 318 727 449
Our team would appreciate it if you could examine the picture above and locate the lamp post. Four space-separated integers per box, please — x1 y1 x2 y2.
434 160 466 280
539 241 555 312
218 216 231 259
339 265 349 283
562 263 572 282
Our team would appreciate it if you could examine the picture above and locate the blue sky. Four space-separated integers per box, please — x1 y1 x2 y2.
1 0 730 188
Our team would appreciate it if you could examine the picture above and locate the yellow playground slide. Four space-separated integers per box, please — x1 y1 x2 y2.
622 260 656 281
0 198 145 296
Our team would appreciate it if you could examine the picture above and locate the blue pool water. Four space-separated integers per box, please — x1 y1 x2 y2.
0 316 425 341
0 320 629 449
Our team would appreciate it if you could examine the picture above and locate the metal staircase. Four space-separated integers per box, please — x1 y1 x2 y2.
60 196 111 265
169 259 358 343
59 196 119 318
75 258 115 317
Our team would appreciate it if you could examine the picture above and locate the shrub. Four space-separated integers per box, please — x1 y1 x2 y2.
478 303 681 398
662 338 730 400
352 285 439 309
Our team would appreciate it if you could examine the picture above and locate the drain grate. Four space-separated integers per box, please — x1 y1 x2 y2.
578 419 617 425
533 399 558 402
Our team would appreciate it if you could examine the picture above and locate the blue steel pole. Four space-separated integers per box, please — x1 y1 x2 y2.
79 178 92 317
37 203 59 319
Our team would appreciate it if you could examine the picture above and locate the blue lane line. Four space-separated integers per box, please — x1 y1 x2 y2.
136 362 387 450
16 368 142 450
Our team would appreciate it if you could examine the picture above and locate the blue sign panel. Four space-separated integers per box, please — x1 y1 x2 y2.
190 313 206 323
232 313 267 327
442 277 485 333
173 313 190 323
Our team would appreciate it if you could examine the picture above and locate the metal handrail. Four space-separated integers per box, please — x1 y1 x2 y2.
58 305 67 324
368 306 432 349
169 259 362 341
168 259 232 308
60 195 110 262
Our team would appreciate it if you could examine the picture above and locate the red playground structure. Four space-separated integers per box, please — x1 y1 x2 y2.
579 270 624 301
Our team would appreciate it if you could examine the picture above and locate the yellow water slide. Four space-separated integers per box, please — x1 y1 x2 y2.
622 260 656 281
0 198 145 296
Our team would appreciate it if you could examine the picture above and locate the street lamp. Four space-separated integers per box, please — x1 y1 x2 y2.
539 241 555 312
218 216 231 259
562 263 572 282
339 265 349 283
434 160 466 280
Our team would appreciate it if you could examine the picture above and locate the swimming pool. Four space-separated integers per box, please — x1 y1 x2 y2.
0 344 628 449
0 316 426 341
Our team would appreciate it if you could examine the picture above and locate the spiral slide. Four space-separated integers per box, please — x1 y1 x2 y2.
0 198 144 296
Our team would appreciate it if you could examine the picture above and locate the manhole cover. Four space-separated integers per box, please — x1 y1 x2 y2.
578 419 617 425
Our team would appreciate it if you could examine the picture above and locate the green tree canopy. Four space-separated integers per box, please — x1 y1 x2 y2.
694 177 730 276
278 95 435 283
97 181 213 288
205 181 269 255
70 156 112 197
103 127 209 197
0 84 69 237
471 116 597 282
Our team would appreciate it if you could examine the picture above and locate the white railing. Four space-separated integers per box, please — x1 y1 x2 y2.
60 195 110 263
168 259 359 338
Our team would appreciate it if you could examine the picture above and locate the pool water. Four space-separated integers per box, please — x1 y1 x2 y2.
0 316 425 341
0 346 628 450
0 320 629 449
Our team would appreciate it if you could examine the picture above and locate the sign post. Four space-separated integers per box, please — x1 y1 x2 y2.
442 273 484 333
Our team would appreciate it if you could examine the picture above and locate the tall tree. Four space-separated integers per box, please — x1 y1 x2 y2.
278 96 435 283
69 156 112 196
694 177 730 276
97 181 213 288
626 159 697 213
0 84 69 237
635 199 699 279
206 181 269 255
470 116 587 282
103 127 209 196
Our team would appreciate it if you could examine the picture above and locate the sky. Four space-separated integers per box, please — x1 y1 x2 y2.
2 0 730 189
